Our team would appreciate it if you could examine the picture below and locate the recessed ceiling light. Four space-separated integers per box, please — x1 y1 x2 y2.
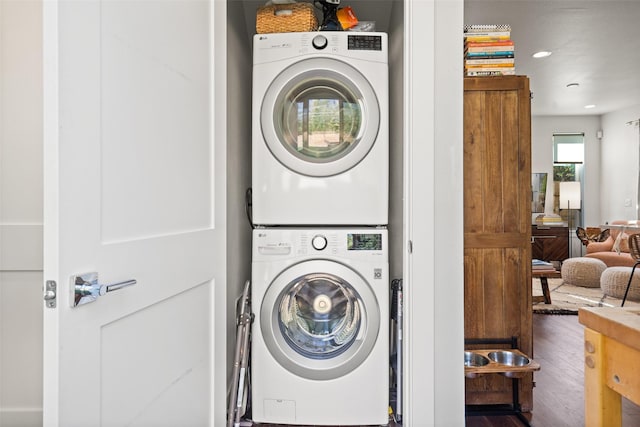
532 51 552 58
566 83 580 88
584 104 596 109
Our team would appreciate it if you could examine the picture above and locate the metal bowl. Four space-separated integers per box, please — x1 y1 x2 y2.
464 351 490 367
487 350 530 367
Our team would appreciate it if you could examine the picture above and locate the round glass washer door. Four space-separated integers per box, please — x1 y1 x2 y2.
260 260 380 380
261 57 380 177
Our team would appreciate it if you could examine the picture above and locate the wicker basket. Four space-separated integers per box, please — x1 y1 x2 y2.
256 2 319 34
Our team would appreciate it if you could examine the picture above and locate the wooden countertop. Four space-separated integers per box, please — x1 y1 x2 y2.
578 307 640 352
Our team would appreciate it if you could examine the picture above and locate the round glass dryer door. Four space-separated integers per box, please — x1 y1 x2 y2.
261 58 380 177
260 260 380 380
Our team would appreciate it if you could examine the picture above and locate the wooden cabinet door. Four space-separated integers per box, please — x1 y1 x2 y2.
463 76 533 410
532 225 569 262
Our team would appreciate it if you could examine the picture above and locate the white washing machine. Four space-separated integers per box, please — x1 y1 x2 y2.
252 32 388 226
251 228 389 425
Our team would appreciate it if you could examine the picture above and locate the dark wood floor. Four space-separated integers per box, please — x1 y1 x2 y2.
250 314 640 426
466 314 640 426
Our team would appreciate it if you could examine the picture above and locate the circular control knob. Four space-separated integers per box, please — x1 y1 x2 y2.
312 34 328 50
311 234 328 250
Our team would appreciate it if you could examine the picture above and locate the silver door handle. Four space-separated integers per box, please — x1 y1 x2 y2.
71 272 137 307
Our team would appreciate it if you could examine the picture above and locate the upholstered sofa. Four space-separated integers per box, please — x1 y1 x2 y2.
585 220 640 267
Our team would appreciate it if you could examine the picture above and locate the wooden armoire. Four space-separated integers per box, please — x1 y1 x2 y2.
463 76 534 411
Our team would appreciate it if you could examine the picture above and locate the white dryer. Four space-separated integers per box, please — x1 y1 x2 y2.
252 32 388 226
251 228 389 425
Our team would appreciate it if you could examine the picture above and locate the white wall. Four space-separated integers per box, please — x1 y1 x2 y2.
388 0 404 280
225 0 252 388
531 115 602 227
0 1 44 426
532 108 640 227
600 105 640 221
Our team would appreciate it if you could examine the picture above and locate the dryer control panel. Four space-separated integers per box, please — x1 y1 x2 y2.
253 31 388 64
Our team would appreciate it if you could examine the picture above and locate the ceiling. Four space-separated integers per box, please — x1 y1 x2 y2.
465 0 640 116
241 0 640 117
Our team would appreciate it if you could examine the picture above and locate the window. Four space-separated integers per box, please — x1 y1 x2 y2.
552 133 584 253
553 133 584 164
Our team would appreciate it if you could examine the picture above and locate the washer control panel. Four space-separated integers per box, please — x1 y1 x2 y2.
253 228 387 260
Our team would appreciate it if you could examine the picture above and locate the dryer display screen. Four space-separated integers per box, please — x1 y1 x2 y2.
347 35 382 51
347 233 382 251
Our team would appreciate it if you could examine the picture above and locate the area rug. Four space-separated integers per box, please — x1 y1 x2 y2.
532 278 640 314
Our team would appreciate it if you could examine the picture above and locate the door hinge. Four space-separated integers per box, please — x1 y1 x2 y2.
43 280 57 308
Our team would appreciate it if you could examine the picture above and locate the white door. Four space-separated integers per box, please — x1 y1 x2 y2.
42 1 226 426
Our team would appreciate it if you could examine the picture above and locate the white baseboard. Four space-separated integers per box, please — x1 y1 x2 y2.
0 408 43 427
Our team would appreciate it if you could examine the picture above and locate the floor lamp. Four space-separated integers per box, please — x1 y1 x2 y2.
560 181 582 258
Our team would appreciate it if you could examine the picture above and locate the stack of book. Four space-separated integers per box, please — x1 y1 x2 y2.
532 259 555 271
464 24 515 77
534 213 566 226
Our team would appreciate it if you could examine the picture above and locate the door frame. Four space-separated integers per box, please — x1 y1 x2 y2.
402 0 465 425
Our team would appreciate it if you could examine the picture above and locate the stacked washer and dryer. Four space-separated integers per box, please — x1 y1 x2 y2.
251 31 389 426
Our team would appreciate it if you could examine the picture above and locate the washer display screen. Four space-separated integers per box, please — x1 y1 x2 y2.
347 233 382 251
